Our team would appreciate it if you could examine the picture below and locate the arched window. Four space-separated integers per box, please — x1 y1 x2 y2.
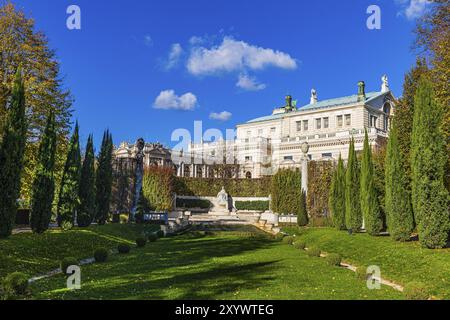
383 102 391 130
245 171 252 179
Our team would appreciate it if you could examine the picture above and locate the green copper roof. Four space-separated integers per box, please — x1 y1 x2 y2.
246 91 386 124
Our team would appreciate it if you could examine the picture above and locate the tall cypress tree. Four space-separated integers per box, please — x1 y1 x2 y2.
77 134 96 227
57 122 81 230
360 130 383 235
30 111 57 233
345 137 362 231
0 67 27 238
411 77 449 248
329 155 346 230
95 130 113 225
385 123 414 241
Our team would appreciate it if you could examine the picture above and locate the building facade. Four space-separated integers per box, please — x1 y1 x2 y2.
115 76 395 179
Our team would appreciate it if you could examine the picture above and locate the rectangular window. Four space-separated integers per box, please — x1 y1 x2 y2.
284 156 293 161
345 114 351 126
296 121 302 132
370 115 377 128
303 120 309 131
245 156 252 161
337 115 343 127
322 153 332 158
316 119 321 130
323 117 329 129
270 127 276 133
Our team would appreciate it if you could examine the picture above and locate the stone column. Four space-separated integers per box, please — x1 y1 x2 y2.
181 163 185 177
191 165 195 178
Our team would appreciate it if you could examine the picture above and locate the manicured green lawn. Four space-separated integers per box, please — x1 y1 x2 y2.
31 225 403 300
0 224 159 279
282 226 450 299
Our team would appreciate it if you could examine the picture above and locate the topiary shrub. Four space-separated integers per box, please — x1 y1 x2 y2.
118 244 131 254
282 236 295 245
325 253 342 266
403 282 430 300
156 230 165 238
235 200 270 211
355 266 368 280
148 234 158 242
136 237 147 247
273 233 285 242
60 257 78 274
293 241 306 250
94 248 108 263
2 272 29 296
307 246 321 257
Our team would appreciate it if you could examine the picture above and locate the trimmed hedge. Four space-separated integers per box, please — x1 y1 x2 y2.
176 198 211 209
271 169 302 215
117 244 131 254
325 253 342 266
94 248 108 263
2 272 29 296
294 241 306 250
282 236 295 245
307 246 321 257
136 237 147 247
235 200 269 211
60 257 78 274
174 177 271 197
142 167 174 211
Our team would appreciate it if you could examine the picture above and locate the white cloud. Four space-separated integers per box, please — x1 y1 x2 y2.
166 43 183 70
187 37 297 76
236 73 266 91
153 90 197 111
396 0 432 20
144 35 153 47
209 111 232 121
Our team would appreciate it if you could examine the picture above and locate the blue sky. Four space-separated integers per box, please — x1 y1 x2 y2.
13 0 430 149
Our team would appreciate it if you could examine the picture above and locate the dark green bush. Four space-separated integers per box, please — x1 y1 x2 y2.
282 236 295 245
60 257 78 274
404 282 430 300
118 244 131 254
271 169 302 215
148 234 158 242
235 200 270 211
2 272 29 296
142 167 174 211
94 248 108 263
273 233 285 241
307 246 321 257
176 198 211 209
136 237 147 247
156 230 165 238
293 241 306 250
325 253 342 266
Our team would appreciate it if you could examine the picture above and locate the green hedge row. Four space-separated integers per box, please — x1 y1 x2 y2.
174 177 271 197
142 167 174 211
176 198 212 209
235 200 269 211
271 169 302 215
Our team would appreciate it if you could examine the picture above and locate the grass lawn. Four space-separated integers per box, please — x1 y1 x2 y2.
282 226 450 300
0 224 159 279
30 225 403 300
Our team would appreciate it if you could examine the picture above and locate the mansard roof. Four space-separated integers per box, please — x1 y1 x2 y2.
246 91 391 124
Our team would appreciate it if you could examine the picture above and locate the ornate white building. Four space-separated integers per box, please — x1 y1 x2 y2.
115 76 395 180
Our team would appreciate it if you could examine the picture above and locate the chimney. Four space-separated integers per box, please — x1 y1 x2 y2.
310 89 318 104
357 81 366 102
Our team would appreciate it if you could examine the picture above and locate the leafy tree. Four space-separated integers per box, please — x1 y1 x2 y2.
385 123 414 241
372 139 387 228
345 137 362 231
0 67 27 238
297 190 308 226
329 155 346 230
95 130 113 225
360 130 383 235
0 3 72 204
77 134 96 227
30 111 57 233
411 77 449 248
57 122 81 230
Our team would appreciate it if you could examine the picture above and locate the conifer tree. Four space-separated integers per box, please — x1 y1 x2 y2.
329 155 346 230
410 77 449 248
0 67 27 238
345 137 362 231
57 122 81 230
77 134 96 227
30 111 57 233
360 130 383 235
385 123 414 241
297 190 308 226
95 131 114 225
